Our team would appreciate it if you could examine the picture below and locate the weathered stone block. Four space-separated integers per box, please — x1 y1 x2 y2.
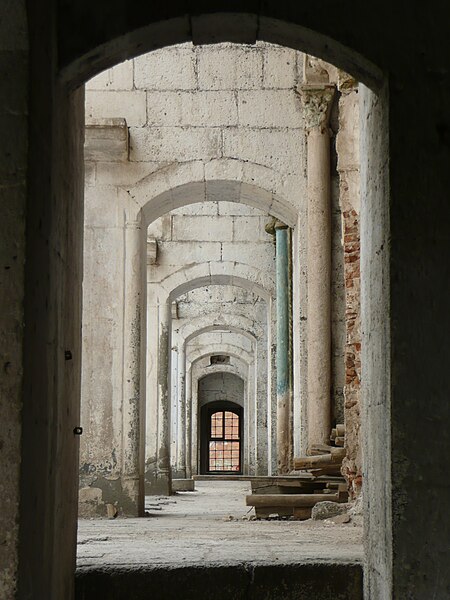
85 119 128 162
84 185 120 228
86 91 146 127
222 128 303 174
171 479 195 492
129 127 222 162
171 201 218 217
263 47 300 89
197 46 263 90
86 60 134 91
134 47 196 90
172 215 233 242
147 91 238 127
156 241 222 266
238 90 302 128
311 501 350 521
204 157 244 182
221 242 275 268
232 216 269 242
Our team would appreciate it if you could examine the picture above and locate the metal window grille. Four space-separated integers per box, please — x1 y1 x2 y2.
208 411 240 472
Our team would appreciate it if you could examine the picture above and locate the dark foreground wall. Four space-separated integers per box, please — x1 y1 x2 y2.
75 563 363 600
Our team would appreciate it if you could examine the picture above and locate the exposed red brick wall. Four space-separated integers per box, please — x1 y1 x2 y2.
341 208 362 498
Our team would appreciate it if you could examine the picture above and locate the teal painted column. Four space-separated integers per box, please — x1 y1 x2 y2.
275 221 292 473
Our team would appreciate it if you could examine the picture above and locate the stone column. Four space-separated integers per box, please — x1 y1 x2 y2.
170 343 178 472
158 300 172 494
121 218 143 514
145 292 171 495
176 342 187 478
255 341 269 475
275 221 292 473
266 298 276 475
191 372 199 476
185 364 192 478
300 83 335 448
246 359 256 475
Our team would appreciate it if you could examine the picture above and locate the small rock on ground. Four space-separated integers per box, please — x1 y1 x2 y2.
312 501 349 521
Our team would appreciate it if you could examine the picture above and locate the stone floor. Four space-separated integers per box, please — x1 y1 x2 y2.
77 481 363 569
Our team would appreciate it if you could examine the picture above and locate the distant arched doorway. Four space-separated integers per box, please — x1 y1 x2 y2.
200 401 243 475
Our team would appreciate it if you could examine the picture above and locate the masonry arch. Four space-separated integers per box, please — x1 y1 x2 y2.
190 358 248 387
185 327 257 350
59 13 383 91
126 163 299 228
175 314 264 343
187 345 254 368
154 261 274 302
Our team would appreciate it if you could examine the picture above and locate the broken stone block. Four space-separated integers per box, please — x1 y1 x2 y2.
106 503 118 519
311 501 349 521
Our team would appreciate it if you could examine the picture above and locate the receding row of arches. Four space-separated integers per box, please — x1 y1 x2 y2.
79 36 360 578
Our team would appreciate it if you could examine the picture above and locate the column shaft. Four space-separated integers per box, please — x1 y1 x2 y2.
185 366 192 478
176 343 186 478
158 301 172 492
275 224 292 473
121 220 143 514
302 84 335 448
146 299 172 495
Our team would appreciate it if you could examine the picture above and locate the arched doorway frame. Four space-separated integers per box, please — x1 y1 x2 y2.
20 9 391 599
199 397 245 475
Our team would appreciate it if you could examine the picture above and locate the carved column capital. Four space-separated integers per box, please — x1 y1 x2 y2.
298 84 336 132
